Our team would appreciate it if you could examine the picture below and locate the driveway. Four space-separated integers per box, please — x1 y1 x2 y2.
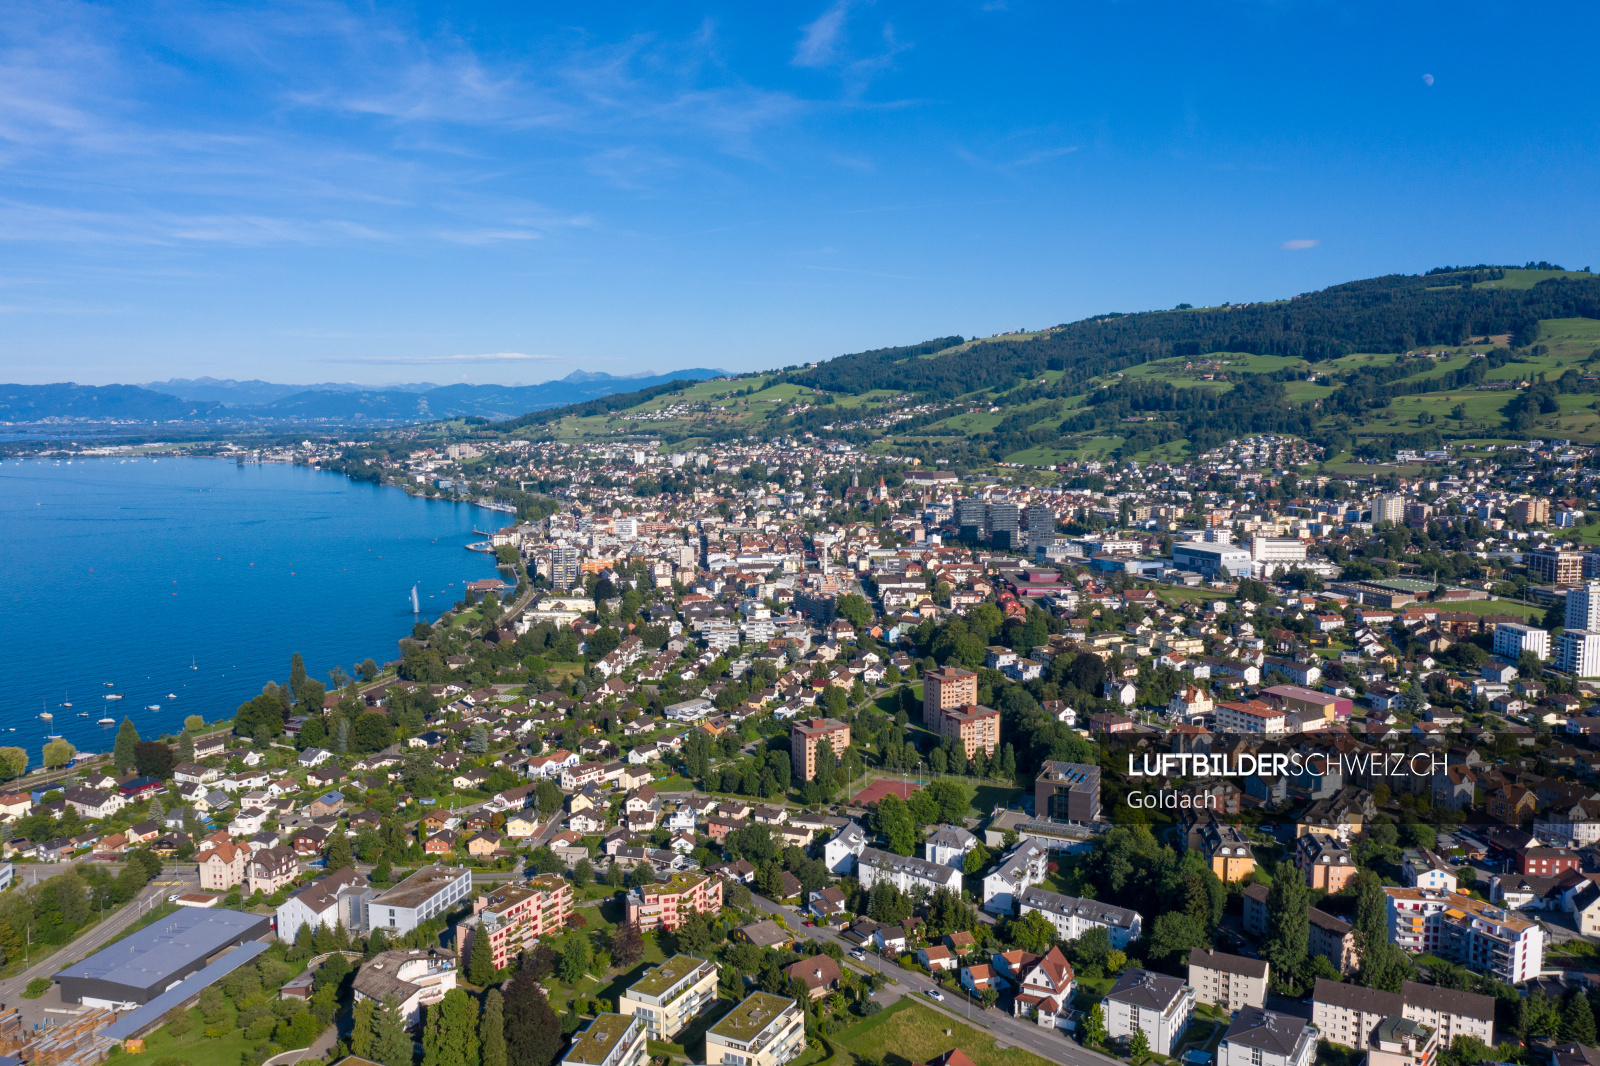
745 895 1125 1066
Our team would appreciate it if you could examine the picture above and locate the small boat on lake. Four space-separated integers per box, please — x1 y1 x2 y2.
39 711 52 721
147 704 160 710
98 717 115 725
105 693 123 700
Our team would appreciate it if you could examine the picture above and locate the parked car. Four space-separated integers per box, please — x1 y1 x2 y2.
925 988 944 1002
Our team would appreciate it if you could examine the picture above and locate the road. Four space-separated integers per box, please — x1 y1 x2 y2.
746 895 1123 1066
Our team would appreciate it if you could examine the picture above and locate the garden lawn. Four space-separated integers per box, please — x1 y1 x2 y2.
831 1001 1058 1066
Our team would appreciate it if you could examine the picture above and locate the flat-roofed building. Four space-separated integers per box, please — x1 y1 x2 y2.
1034 761 1101 823
1367 1017 1436 1066
937 704 1000 759
922 667 977 728
1187 949 1268 1012
1016 886 1142 948
1216 699 1288 735
625 872 722 933
371 865 473 936
455 874 573 972
704 993 806 1066
618 955 719 1041
1385 886 1542 983
1494 622 1550 662
1529 547 1584 586
353 947 458 1027
55 907 272 1008
561 1013 648 1066
790 718 851 782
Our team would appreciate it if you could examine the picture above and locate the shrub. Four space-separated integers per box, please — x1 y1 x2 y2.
22 978 51 999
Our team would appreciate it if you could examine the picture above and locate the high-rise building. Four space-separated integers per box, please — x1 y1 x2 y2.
1529 547 1585 586
1023 503 1056 544
550 543 581 590
789 717 851 782
1494 622 1550 662
988 501 1020 549
1568 582 1600 631
1557 629 1600 678
1513 498 1550 525
938 703 1001 758
956 498 987 538
1371 495 1407 524
922 666 978 728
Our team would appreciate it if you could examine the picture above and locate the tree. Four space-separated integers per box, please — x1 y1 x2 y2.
835 594 873 629
611 922 644 970
355 713 394 753
468 725 490 754
375 992 414 1066
1264 860 1309 981
503 968 562 1066
1005 910 1058 955
481 989 507 1066
873 794 917 856
114 718 140 772
1082 1003 1107 1048
1147 912 1207 969
0 747 26 783
326 833 354 871
535 781 563 816
177 731 195 764
1130 1028 1150 1063
468 929 498 987
134 740 174 779
184 714 205 732
43 738 75 769
926 780 971 824
1562 992 1597 1045
559 935 590 983
351 998 377 1058
422 988 479 1066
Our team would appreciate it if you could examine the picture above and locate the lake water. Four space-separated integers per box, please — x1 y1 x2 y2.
0 457 505 767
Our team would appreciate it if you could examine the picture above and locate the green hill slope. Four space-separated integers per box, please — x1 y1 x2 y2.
497 267 1600 467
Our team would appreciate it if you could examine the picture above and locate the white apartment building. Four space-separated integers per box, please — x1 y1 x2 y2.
703 993 806 1066
1215 701 1288 734
1105 968 1194 1056
1311 979 1494 1050
823 821 867 875
1217 1007 1316 1066
1017 886 1143 948
1372 495 1407 524
1187 949 1269 1012
981 840 1050 915
1493 622 1549 662
560 1014 648 1066
856 848 963 897
924 826 978 869
618 955 719 1041
1385 887 1543 984
369 866 473 936
1557 629 1600 678
1250 537 1308 577
1568 582 1600 631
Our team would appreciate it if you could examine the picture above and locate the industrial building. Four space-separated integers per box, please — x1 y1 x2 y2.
55 907 271 1008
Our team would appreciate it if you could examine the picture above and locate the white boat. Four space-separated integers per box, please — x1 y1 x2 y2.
39 712 52 720
45 734 61 740
105 693 123 700
168 693 177 699
77 712 87 717
103 681 114 687
147 704 160 710
190 656 198 671
98 717 115 726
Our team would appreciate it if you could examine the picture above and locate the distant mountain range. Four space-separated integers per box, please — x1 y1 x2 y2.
1 369 728 426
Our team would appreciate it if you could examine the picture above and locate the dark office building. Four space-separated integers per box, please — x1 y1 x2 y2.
956 499 988 539
1035 761 1101 823
1023 504 1056 544
988 502 1019 550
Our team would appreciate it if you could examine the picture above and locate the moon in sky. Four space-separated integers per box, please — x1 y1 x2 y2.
1422 73 1435 86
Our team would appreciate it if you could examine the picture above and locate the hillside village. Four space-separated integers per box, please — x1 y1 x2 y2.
18 423 1600 1066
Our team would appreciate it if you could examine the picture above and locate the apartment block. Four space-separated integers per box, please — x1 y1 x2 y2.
1513 498 1550 526
1105 968 1194 1057
938 703 1000 759
1558 629 1600 678
1529 547 1584 585
704 993 807 1066
1569 582 1600 631
1494 622 1549 662
1016 887 1142 948
618 955 719 1041
1034 761 1101 823
1218 1007 1316 1066
371 866 473 936
1313 975 1496 1050
560 1014 648 1066
789 718 851 782
856 847 964 897
455 874 573 972
625 872 723 933
1215 699 1288 734
922 666 977 728
1187 949 1268 1012
1307 908 1360 975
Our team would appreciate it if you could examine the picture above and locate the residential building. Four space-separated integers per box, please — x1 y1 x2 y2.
790 718 851 783
277 866 372 941
246 845 297 896
1009 945 1076 1028
1105 968 1194 1057
618 955 719 1040
783 955 842 1000
1388 884 1543 982
371 866 474 935
981 840 1049 915
1297 835 1357 892
1366 1017 1436 1066
1217 1008 1317 1066
1191 823 1256 882
1400 849 1458 892
352 947 458 1027
1308 908 1360 975
857 847 964 898
1514 498 1551 526
823 821 867 875
196 840 249 891
703 993 806 1066
1529 547 1584 586
1016 887 1142 948
1187 949 1269 1012
1495 622 1550 662
455 875 573 972
1034 761 1101 824
1559 628 1600 677
560 1014 648 1066
922 667 978 728
625 872 723 933
936 704 1001 759
1215 700 1288 734
925 826 978 869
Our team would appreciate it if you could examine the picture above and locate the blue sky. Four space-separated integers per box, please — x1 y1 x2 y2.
3 2 1599 387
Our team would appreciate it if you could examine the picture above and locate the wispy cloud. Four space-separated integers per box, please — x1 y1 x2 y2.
794 2 851 68
320 352 559 366
790 1 909 98
1281 238 1320 250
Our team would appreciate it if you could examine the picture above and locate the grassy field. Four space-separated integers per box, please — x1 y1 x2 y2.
830 1000 1059 1066
1474 268 1597 290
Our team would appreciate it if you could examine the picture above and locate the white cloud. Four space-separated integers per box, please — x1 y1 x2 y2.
1281 238 1320 250
794 2 850 68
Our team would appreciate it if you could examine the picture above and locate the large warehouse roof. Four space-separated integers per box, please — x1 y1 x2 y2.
57 907 270 999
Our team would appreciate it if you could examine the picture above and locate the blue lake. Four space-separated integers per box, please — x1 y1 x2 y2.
0 457 504 766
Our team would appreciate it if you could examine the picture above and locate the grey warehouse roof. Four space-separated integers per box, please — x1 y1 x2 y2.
56 907 270 994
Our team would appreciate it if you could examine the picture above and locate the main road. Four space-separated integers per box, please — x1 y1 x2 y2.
745 895 1123 1066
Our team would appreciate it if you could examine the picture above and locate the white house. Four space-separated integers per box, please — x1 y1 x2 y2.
824 821 868 875
1217 1008 1316 1066
1105 969 1194 1057
925 826 977 869
981 840 1050 915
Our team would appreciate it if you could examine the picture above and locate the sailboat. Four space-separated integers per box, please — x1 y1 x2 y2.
62 689 72 709
190 655 198 671
105 693 123 700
